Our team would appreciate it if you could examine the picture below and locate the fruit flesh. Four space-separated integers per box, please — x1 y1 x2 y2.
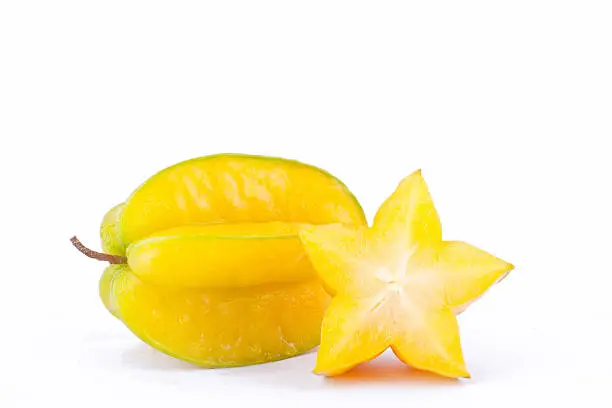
127 222 316 288
119 154 366 246
300 170 513 377
107 265 329 367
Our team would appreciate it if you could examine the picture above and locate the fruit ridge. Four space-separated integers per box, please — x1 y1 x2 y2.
106 265 329 367
119 154 366 248
126 222 316 288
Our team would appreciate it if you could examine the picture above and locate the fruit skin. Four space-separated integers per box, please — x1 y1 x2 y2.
105 265 330 367
99 265 122 318
299 170 514 378
126 222 317 288
100 203 125 256
118 154 367 247
93 154 367 367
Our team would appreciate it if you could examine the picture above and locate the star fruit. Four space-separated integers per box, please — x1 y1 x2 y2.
73 154 366 367
300 170 514 378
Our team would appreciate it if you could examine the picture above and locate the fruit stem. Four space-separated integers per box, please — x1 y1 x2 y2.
70 236 127 264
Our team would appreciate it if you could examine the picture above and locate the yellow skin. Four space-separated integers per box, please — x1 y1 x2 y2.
126 222 315 288
299 170 514 378
101 265 329 367
119 154 365 246
96 154 366 367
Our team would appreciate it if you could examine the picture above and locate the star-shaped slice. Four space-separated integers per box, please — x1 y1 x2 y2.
299 170 514 378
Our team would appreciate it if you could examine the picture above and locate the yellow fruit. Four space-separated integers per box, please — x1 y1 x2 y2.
73 154 366 367
299 170 513 378
108 265 329 367
126 222 314 288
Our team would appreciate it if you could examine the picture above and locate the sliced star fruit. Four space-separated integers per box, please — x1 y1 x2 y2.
299 170 514 378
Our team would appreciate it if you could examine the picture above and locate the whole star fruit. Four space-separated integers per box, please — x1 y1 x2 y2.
73 154 367 367
299 170 514 378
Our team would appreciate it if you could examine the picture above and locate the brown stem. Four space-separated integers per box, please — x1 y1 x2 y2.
70 236 127 264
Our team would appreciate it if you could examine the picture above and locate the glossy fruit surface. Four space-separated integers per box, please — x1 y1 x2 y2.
99 265 122 318
105 265 329 367
300 170 513 378
119 154 366 247
127 222 315 288
100 203 125 256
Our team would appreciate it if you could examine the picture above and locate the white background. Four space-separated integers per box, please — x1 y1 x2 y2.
1 1 611 407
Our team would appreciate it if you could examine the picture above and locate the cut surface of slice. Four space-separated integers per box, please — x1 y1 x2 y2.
127 222 315 288
119 154 366 246
300 170 514 378
108 265 330 367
